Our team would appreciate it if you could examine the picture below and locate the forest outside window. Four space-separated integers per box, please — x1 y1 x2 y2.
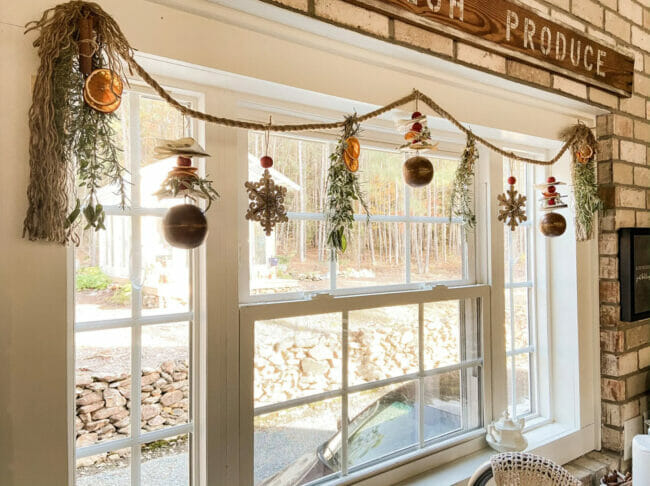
246 132 468 298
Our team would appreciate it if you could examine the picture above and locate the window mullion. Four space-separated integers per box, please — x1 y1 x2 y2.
128 91 142 486
404 153 411 284
417 303 424 448
341 310 349 476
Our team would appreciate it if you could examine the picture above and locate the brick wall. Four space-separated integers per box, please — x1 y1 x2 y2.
264 0 650 460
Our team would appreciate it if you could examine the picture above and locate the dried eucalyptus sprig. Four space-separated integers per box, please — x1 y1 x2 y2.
450 133 478 232
560 123 602 241
154 175 220 211
326 116 369 256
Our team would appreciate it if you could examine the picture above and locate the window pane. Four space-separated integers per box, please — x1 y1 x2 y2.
139 96 188 208
513 288 530 349
250 220 330 295
423 300 460 369
409 158 459 218
141 322 190 433
76 447 130 486
505 288 512 351
254 397 341 485
355 148 405 217
141 434 190 486
337 222 405 289
348 305 418 386
254 314 341 407
515 353 531 417
410 223 463 282
140 216 190 316
76 328 131 447
347 381 417 469
75 216 132 322
423 371 461 440
505 226 528 283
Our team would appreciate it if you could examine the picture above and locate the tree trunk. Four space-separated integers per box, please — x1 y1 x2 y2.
298 141 305 262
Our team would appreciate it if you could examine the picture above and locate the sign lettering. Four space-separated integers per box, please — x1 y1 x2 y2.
345 0 634 95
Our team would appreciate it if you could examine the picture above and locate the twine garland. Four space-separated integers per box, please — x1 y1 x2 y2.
23 0 599 244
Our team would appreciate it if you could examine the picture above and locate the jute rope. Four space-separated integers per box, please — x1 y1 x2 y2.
127 58 581 166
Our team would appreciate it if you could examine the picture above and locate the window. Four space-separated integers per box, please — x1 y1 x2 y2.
502 157 537 419
72 90 201 486
241 286 487 485
246 133 468 298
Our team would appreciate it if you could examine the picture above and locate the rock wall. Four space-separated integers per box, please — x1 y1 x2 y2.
75 359 189 463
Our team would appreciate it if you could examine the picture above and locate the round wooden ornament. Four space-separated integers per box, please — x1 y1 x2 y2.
539 212 566 237
162 204 208 249
403 155 434 188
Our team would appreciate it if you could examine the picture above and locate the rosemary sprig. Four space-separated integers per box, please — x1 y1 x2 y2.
326 116 369 257
154 175 220 211
450 134 478 232
56 45 128 232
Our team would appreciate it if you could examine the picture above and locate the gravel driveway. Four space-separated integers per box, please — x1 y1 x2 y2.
77 452 189 486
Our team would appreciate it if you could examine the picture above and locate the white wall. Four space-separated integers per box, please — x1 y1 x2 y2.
0 1 603 484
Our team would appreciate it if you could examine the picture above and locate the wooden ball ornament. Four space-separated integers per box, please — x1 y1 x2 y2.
539 212 566 237
162 204 208 249
403 155 434 188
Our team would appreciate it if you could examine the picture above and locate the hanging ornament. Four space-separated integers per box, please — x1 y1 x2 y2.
162 204 208 249
497 176 527 231
154 137 219 249
536 176 567 237
245 169 288 236
396 100 437 188
450 133 478 231
403 156 434 188
245 121 288 236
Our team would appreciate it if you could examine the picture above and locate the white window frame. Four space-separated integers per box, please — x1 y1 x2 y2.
239 284 492 485
240 127 476 304
67 85 206 486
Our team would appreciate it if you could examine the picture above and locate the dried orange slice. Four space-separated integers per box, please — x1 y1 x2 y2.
344 137 361 159
84 69 123 113
343 151 359 172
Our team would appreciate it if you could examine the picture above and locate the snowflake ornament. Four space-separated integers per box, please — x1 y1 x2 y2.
497 176 527 231
245 169 288 236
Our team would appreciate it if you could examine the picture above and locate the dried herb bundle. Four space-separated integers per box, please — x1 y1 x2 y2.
326 117 369 256
560 123 602 241
24 1 134 242
450 134 478 232
154 175 220 211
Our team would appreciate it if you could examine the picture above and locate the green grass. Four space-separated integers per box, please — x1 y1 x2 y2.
76 266 112 291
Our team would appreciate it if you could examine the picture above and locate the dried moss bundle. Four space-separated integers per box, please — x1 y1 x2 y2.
450 134 478 233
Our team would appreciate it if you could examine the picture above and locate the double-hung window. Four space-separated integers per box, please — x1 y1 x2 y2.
72 89 202 486
241 128 488 485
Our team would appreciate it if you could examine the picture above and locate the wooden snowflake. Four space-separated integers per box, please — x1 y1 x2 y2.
497 185 527 231
245 169 288 236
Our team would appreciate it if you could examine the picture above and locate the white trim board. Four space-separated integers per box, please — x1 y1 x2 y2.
144 0 606 124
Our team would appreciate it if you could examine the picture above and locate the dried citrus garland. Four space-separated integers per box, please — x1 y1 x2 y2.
23 1 601 245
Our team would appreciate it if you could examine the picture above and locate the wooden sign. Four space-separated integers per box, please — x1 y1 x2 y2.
344 0 634 96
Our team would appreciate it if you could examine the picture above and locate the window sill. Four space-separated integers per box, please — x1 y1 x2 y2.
395 422 592 486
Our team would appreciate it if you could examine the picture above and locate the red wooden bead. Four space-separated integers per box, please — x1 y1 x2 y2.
411 122 423 132
548 198 556 205
260 155 273 168
547 185 556 194
507 176 516 185
547 176 556 183
411 111 422 119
